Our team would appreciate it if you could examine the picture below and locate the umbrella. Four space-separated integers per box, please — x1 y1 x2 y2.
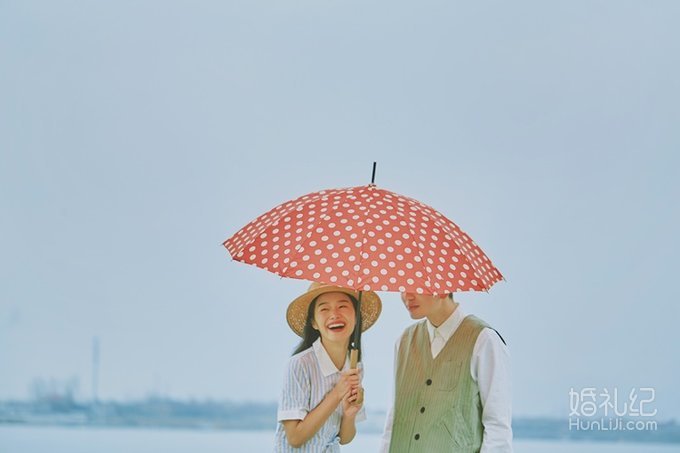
223 164 503 399
223 177 502 295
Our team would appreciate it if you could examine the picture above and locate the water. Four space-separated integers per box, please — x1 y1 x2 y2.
0 425 678 453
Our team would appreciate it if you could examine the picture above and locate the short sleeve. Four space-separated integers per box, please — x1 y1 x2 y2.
277 356 311 421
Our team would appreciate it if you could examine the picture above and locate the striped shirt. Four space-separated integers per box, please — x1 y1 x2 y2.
274 338 366 452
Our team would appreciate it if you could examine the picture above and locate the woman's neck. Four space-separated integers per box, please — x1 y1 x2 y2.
321 337 349 370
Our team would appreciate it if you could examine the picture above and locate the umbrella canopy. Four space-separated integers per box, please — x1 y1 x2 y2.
224 184 503 296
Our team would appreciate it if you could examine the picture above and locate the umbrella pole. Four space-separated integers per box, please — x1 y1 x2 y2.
350 162 372 406
350 291 364 406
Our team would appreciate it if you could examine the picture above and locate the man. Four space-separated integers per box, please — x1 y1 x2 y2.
380 292 512 452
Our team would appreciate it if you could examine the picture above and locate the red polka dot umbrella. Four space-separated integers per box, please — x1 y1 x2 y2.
223 184 503 296
224 171 503 388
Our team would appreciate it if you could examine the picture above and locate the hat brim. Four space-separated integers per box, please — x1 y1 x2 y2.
286 285 382 337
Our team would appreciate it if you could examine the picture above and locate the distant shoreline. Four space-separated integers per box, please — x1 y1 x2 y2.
1 399 678 444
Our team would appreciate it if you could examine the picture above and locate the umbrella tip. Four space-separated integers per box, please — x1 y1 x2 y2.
371 162 377 184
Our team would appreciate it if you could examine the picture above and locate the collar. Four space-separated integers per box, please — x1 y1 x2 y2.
312 337 350 377
426 303 465 343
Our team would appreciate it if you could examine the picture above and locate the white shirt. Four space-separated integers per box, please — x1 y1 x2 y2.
274 338 366 452
380 305 513 453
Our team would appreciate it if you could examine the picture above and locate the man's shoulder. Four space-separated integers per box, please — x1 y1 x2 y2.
464 314 491 329
398 320 427 341
464 315 507 346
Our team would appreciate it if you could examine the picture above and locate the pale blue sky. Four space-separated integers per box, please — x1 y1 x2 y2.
1 1 679 419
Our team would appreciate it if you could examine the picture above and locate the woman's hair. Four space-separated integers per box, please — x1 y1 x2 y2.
292 293 363 361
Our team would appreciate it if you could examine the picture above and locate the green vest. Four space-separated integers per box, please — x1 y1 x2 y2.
389 315 488 453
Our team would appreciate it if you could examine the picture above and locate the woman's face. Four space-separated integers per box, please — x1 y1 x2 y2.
311 292 356 343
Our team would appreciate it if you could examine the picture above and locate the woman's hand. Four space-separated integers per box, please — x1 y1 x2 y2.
331 368 360 404
342 385 363 418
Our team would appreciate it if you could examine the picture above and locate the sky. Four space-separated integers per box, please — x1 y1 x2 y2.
1 1 679 420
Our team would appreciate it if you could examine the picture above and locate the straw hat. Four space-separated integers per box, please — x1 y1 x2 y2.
286 281 382 337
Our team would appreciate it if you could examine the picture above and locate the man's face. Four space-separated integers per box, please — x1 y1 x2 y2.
401 292 446 319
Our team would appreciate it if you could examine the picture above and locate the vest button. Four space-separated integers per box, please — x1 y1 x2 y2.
420 407 425 413
415 434 420 440
426 379 432 386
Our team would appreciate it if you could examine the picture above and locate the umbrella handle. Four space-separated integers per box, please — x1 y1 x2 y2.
349 348 364 406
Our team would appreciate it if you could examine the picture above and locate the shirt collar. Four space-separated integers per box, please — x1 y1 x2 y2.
426 303 465 343
312 337 350 377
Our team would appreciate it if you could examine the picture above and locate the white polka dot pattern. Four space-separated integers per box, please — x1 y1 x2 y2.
223 185 503 295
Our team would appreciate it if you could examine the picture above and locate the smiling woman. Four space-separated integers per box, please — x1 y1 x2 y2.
309 293 357 365
287 283 382 362
295 292 357 364
272 282 382 452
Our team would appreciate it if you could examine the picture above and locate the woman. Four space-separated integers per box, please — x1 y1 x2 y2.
274 282 382 452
